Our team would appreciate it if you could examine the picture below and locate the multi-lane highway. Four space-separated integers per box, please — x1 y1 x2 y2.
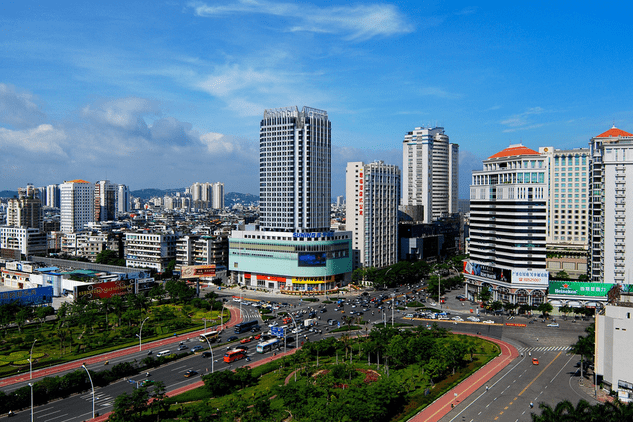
1 285 596 421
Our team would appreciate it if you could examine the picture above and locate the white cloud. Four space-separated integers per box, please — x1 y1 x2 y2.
0 83 47 129
419 86 463 100
500 107 546 129
0 124 68 156
188 0 414 40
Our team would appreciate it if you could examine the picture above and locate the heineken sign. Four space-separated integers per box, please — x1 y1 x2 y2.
549 281 612 297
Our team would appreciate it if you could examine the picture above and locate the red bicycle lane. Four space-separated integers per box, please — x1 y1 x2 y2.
0 306 242 388
409 333 519 422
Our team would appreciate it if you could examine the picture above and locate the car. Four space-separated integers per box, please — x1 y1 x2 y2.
483 320 495 324
177 344 188 351
254 334 261 340
240 336 253 344
236 345 249 351
140 379 155 386
201 351 212 358
320 308 327 313
184 369 198 377
547 323 560 327
532 358 539 365
251 326 261 332
268 321 279 328
190 345 204 352
227 336 238 342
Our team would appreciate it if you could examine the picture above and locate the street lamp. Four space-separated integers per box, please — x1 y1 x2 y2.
29 382 33 422
203 337 215 374
391 293 395 327
435 271 442 310
139 316 150 352
81 364 95 420
29 338 38 380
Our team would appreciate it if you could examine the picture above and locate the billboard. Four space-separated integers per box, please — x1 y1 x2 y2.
511 270 549 285
463 261 511 283
298 252 327 267
549 281 612 297
74 279 135 301
181 265 216 279
0 287 53 306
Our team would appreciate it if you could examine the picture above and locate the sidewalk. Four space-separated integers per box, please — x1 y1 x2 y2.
0 306 242 388
409 333 519 422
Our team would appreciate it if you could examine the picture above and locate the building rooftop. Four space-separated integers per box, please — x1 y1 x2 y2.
489 144 540 159
596 126 633 138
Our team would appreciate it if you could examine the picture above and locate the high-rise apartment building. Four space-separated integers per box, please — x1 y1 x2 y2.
95 180 116 222
464 144 548 305
229 106 351 293
45 184 60 208
402 126 458 223
7 186 41 229
259 106 331 232
589 126 633 284
212 182 224 209
346 161 400 270
117 184 130 214
60 179 94 234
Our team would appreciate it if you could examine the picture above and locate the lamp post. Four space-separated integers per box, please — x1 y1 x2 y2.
29 382 33 422
391 293 395 327
139 316 149 352
203 337 215 373
436 271 442 310
29 338 38 380
81 364 95 419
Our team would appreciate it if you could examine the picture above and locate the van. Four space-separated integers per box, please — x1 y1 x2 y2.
157 350 171 358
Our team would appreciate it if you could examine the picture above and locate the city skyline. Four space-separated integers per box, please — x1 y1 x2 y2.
1 1 632 196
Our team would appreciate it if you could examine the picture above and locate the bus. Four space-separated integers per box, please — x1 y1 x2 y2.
256 338 280 354
223 349 246 363
234 320 259 334
199 330 219 343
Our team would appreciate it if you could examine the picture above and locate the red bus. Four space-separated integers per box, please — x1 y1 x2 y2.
223 349 246 363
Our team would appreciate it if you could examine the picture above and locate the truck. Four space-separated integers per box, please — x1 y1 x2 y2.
304 318 318 328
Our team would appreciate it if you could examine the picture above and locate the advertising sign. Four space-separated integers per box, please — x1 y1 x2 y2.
74 279 135 301
549 281 612 297
181 265 216 279
463 261 511 283
271 326 286 338
511 270 549 285
298 252 327 267
0 287 53 306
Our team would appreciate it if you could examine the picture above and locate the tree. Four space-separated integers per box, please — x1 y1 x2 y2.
537 302 553 318
95 249 125 266
478 286 492 304
578 274 589 281
554 270 570 280
110 384 151 421
571 323 595 379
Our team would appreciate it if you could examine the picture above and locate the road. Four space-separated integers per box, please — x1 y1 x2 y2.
1 285 596 421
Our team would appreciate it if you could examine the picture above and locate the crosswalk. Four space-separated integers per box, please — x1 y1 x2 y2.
80 391 115 408
517 346 572 353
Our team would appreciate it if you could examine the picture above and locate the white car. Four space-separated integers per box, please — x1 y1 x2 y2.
483 320 495 324
268 321 279 328
547 323 560 327
452 316 464 321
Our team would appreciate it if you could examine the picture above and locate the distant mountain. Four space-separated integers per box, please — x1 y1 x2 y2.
0 190 18 198
130 188 185 199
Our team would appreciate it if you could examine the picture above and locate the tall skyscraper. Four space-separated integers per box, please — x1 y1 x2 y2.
60 179 94 233
117 184 130 214
346 161 400 270
45 184 60 208
212 182 224 209
589 126 633 284
402 126 458 223
259 106 331 232
229 106 351 293
7 186 41 229
464 144 548 305
94 180 116 222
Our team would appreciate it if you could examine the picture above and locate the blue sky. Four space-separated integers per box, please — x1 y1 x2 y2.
1 1 632 198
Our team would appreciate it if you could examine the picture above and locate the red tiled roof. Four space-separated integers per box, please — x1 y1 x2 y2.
65 179 91 184
488 144 540 159
596 126 633 138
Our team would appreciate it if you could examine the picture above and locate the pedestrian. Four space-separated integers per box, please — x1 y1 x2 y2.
530 402 534 409
486 385 489 391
